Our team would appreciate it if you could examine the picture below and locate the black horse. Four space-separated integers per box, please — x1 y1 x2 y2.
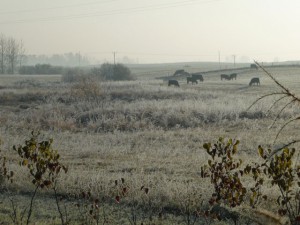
230 73 237 80
187 77 198 84
192 74 204 82
249 77 260 86
250 64 258 69
221 74 231 80
168 80 180 87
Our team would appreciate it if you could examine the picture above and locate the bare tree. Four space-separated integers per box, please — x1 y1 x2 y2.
0 34 26 74
6 37 19 74
18 40 26 68
0 34 7 74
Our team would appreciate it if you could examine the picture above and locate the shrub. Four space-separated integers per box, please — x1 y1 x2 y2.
70 76 102 102
201 138 246 208
200 62 300 224
61 67 87 83
13 131 68 225
96 63 135 81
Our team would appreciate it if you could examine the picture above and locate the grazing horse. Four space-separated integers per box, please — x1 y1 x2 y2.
230 73 237 80
249 77 260 86
192 74 204 82
173 69 185 76
187 77 198 84
168 79 180 87
221 74 231 80
250 64 258 69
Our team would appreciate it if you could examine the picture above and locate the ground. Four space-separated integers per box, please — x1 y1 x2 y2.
0 63 299 224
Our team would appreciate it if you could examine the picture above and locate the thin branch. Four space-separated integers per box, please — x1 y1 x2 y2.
247 92 286 111
266 95 290 115
250 62 300 145
275 116 300 141
53 183 65 225
269 140 300 158
254 61 300 102
26 185 39 225
269 99 297 129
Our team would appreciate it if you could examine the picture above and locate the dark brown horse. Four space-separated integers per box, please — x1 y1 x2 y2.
230 73 237 80
168 80 180 87
249 77 260 86
187 77 198 84
221 74 231 80
192 74 204 82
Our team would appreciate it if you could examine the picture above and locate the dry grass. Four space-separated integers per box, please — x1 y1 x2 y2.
0 66 300 224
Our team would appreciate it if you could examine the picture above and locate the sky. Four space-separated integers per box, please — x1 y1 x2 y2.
1 0 300 64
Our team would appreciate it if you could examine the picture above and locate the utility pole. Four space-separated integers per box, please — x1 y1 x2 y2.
232 54 236 68
112 51 117 80
113 51 116 65
218 51 221 69
78 52 81 67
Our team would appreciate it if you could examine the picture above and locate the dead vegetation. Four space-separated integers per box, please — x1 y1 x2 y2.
0 65 300 224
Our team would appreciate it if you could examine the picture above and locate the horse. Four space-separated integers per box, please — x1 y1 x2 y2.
168 79 180 87
173 69 185 76
249 77 260 86
230 73 237 80
187 77 198 84
221 74 231 80
192 74 204 82
250 64 258 69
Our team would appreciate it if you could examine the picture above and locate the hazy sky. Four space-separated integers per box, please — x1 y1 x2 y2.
2 0 300 63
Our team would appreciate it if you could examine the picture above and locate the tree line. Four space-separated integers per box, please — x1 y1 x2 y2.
24 52 90 67
19 64 63 75
0 34 25 74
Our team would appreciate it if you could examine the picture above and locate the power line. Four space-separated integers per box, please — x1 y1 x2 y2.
0 0 224 25
121 52 216 57
0 0 121 15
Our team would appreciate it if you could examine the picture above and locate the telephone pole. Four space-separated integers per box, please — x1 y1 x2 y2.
218 51 221 69
78 52 81 67
113 51 116 65
232 54 236 68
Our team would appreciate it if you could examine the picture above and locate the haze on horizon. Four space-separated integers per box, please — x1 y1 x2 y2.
1 0 300 64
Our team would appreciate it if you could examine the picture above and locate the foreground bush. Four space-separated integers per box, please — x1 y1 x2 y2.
13 131 68 225
201 137 296 225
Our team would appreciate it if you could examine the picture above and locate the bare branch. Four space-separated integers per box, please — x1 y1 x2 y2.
274 116 300 141
269 140 300 158
254 61 300 102
269 99 297 129
266 95 290 116
247 92 286 111
249 62 300 145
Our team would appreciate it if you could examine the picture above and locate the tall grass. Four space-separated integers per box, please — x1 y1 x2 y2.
1 66 300 223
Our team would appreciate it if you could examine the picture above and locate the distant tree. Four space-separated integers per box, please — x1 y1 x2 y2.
0 34 7 74
6 37 19 74
19 64 63 75
23 53 91 67
18 40 26 68
0 34 26 74
97 63 134 81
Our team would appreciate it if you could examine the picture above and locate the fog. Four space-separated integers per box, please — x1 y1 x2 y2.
2 0 300 64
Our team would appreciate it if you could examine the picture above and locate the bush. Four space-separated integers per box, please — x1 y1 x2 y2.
61 67 87 83
95 63 134 81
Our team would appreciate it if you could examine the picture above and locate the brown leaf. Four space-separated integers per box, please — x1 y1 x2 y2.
115 195 120 203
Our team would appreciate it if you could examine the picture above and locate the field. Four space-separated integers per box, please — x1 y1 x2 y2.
1 63 300 224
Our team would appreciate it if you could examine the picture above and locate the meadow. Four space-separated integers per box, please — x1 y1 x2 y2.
0 63 300 224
